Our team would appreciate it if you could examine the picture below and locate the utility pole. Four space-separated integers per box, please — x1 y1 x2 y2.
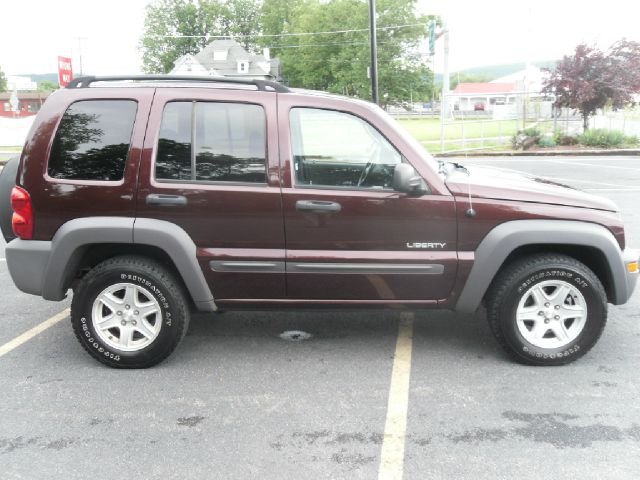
439 22 449 153
368 0 379 104
74 37 88 75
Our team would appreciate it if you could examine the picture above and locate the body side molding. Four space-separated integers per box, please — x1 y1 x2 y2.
455 220 629 313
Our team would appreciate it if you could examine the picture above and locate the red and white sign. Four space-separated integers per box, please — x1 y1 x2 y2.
57 56 73 87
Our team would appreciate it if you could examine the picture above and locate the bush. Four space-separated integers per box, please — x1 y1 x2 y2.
579 129 629 147
559 135 579 146
522 126 541 137
538 136 557 148
512 126 541 150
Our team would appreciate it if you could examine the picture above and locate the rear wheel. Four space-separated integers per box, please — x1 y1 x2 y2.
486 254 607 366
71 255 190 368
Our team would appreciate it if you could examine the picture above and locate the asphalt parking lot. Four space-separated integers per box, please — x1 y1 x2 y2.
1 155 639 480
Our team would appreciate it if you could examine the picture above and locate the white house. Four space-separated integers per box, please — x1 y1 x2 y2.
170 39 280 81
449 65 551 113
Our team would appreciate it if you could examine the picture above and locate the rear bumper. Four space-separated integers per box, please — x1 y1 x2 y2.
621 248 639 304
5 239 53 297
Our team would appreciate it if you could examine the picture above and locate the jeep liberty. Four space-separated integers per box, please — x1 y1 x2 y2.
0 75 637 368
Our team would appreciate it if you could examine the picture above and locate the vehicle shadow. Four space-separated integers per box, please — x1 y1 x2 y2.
186 307 502 361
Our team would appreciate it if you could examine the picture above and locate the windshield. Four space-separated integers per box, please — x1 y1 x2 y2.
371 105 443 176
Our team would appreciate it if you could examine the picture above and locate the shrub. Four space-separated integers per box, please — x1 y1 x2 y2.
538 136 557 148
523 127 541 137
558 135 578 146
579 129 627 147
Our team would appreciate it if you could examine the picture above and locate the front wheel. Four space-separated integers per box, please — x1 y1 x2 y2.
71 255 190 368
486 254 607 366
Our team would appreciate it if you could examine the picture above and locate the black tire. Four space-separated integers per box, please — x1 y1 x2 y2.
0 156 19 243
71 255 190 368
486 254 607 366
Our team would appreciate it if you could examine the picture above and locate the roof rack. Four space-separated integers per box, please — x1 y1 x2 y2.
65 75 290 93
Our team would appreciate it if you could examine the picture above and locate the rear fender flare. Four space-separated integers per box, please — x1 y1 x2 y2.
42 217 216 312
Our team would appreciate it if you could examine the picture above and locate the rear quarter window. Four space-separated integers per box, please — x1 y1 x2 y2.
48 100 137 181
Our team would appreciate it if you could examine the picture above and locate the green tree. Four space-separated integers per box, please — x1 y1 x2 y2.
263 0 435 105
140 0 263 73
450 73 493 91
38 80 59 92
0 66 7 92
139 0 436 104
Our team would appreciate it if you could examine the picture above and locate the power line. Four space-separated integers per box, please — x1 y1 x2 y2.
267 40 371 49
151 23 426 39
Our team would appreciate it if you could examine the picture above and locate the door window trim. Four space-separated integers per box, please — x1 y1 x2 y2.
44 98 139 186
288 106 425 194
153 100 269 186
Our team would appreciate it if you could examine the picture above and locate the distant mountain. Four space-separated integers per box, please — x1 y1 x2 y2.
435 60 558 84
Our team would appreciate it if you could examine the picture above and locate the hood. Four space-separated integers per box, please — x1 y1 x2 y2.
444 165 618 212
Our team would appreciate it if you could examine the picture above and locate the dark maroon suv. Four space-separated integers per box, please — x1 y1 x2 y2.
0 75 637 368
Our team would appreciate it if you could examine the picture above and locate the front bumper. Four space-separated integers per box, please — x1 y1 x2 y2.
622 248 639 303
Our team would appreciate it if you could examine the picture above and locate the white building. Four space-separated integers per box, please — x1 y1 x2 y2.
170 39 280 81
7 76 37 91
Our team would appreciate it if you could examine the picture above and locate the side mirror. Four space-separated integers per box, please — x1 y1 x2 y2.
393 163 427 196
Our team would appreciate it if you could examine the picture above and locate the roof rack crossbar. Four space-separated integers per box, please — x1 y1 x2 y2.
66 75 290 93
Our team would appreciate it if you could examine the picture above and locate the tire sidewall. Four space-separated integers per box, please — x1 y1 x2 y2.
72 265 183 367
498 264 605 364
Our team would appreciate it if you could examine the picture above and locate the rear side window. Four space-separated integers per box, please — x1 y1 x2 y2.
155 101 267 183
48 100 137 181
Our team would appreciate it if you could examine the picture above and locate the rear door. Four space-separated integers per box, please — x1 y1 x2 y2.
137 88 285 300
278 96 458 302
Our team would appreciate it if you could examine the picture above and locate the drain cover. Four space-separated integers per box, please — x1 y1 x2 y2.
279 330 312 342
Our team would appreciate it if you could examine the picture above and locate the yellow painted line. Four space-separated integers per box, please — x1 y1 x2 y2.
0 308 70 358
378 311 414 480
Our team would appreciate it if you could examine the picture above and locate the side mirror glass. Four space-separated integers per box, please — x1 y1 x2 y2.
393 163 427 196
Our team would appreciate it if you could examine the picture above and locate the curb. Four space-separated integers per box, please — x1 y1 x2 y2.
434 149 640 158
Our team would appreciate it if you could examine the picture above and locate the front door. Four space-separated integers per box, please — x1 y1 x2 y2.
279 104 458 302
137 88 285 300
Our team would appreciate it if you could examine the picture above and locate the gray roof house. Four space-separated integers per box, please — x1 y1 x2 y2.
170 39 280 81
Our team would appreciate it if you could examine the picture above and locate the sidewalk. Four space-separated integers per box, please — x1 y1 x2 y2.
433 148 640 158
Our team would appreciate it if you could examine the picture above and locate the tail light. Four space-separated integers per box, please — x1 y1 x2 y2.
11 186 34 240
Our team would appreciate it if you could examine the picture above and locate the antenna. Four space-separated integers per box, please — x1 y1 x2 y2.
458 71 476 218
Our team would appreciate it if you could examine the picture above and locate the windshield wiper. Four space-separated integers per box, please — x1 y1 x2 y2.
438 160 470 176
448 161 470 175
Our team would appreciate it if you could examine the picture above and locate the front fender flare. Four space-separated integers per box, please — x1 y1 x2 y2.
454 220 627 313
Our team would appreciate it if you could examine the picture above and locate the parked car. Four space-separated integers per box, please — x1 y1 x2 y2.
474 102 485 111
0 75 637 368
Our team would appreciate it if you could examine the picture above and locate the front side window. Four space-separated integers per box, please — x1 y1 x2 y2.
156 101 267 184
48 100 137 181
290 108 403 189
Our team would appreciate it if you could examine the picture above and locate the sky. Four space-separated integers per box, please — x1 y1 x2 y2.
1 0 640 77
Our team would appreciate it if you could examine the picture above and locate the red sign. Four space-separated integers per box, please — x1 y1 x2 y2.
58 56 73 87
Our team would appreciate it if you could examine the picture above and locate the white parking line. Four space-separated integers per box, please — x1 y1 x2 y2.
0 308 70 358
541 158 640 172
378 312 414 480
